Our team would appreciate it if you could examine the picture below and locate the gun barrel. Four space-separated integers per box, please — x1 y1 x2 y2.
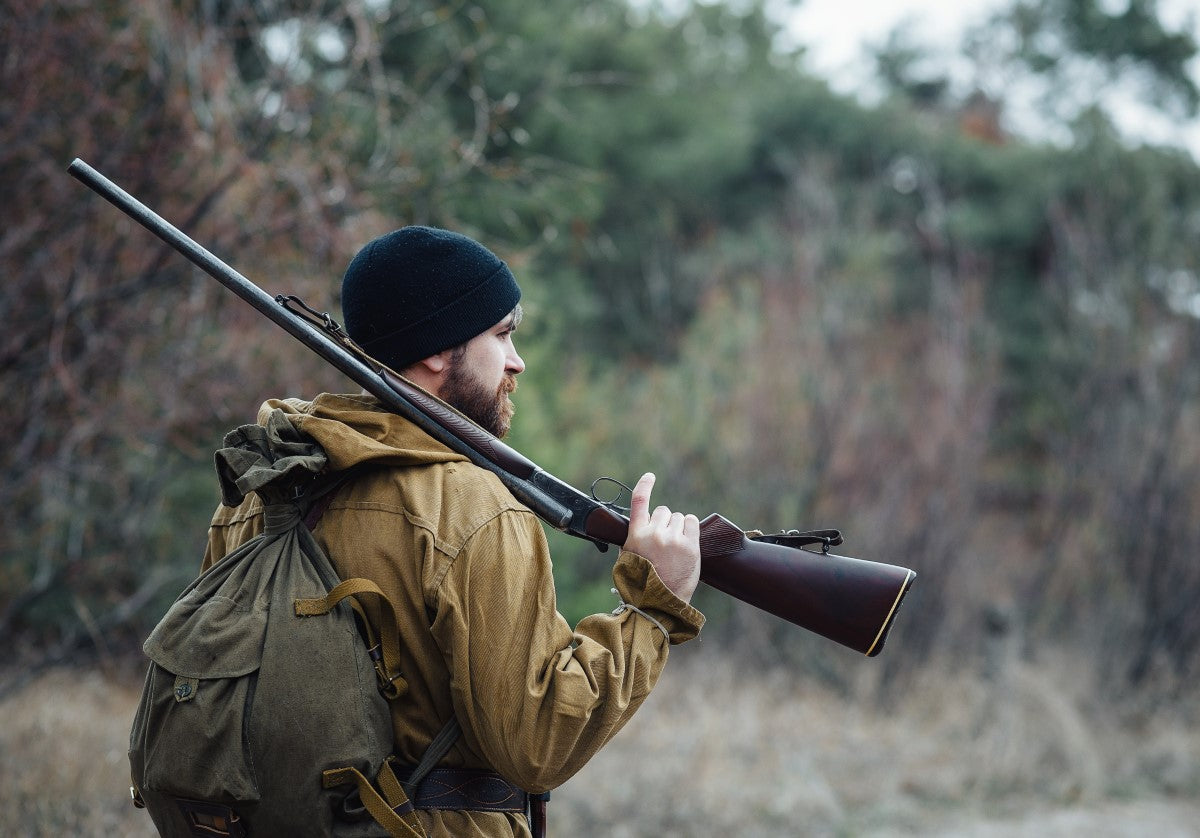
67 158 577 527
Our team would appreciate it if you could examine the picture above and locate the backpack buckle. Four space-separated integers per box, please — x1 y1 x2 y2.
173 798 247 838
368 643 405 698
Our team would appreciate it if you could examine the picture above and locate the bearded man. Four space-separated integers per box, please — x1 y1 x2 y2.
203 226 704 837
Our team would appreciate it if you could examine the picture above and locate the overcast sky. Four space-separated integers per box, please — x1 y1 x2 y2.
781 0 1200 157
786 0 1005 80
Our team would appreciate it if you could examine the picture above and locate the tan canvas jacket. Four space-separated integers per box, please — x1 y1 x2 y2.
203 393 705 837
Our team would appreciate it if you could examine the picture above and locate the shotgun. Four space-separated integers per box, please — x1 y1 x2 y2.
68 157 917 656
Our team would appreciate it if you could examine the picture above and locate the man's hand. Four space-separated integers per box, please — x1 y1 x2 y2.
622 473 701 603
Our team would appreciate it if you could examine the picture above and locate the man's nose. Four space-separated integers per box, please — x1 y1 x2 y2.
507 347 526 375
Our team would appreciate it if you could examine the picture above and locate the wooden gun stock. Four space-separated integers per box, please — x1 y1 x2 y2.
699 515 915 656
584 505 916 656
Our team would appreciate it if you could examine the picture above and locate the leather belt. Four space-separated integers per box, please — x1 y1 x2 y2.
397 767 529 813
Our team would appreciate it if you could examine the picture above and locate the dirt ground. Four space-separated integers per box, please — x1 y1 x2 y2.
1 652 1196 837
867 800 1200 838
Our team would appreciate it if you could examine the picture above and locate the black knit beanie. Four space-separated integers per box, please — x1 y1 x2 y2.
340 226 522 371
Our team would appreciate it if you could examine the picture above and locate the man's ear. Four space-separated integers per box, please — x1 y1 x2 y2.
401 349 452 394
417 350 452 375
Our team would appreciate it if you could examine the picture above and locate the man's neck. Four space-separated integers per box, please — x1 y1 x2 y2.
398 363 445 399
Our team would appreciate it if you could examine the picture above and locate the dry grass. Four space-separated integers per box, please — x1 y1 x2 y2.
1 649 1197 837
552 644 1200 837
0 665 156 837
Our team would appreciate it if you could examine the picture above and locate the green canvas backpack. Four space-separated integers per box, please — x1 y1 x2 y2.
128 410 433 838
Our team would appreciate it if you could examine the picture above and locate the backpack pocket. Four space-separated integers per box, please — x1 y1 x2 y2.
133 662 262 803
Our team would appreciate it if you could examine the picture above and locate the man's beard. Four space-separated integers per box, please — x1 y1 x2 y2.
441 359 517 438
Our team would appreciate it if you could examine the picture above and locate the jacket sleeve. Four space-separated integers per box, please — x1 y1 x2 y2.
428 508 704 793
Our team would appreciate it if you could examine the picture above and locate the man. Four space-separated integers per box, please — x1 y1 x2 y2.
204 226 705 837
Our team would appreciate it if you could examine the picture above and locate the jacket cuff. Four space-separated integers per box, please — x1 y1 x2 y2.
613 551 705 644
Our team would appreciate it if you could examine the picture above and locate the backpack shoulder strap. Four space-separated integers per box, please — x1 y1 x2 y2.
401 717 463 794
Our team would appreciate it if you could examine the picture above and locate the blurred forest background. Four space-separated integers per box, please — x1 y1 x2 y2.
2 0 1199 834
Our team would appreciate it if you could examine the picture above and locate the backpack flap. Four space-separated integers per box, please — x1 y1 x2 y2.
142 554 270 681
